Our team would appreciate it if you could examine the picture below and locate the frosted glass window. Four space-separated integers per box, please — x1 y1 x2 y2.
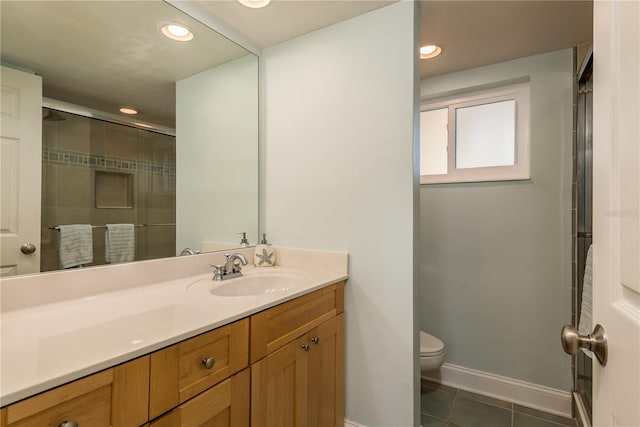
455 100 516 169
419 82 530 184
420 108 448 176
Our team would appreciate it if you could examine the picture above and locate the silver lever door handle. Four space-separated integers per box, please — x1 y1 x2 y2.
561 324 608 366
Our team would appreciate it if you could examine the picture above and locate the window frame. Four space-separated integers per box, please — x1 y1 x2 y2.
420 82 530 184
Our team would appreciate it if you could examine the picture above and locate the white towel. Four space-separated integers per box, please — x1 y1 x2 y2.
578 245 593 357
105 224 135 263
58 224 93 269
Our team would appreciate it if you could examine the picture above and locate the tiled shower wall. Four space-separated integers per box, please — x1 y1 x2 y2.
41 110 176 271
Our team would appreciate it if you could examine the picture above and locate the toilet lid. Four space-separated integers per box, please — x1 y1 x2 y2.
420 331 445 356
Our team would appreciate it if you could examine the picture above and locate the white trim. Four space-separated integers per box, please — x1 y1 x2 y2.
420 82 531 184
573 391 592 427
344 418 367 427
423 363 572 418
43 98 175 136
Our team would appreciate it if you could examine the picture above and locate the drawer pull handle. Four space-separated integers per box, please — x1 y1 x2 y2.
311 336 320 344
301 343 310 352
202 357 216 369
59 422 79 427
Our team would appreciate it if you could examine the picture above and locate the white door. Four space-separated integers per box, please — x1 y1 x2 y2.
0 66 42 276
592 0 640 425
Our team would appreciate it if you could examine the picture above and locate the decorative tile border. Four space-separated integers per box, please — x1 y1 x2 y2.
43 148 176 176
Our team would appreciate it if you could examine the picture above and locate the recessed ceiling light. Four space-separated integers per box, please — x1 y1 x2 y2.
160 22 194 42
420 44 442 59
119 107 138 115
238 0 271 9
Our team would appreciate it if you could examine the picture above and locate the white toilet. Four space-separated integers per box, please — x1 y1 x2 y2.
420 331 445 373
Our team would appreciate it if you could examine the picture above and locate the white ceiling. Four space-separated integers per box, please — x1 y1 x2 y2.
0 1 592 128
194 0 396 48
200 0 593 78
419 1 593 78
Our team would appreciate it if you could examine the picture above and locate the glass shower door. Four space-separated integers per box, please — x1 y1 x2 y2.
574 49 593 424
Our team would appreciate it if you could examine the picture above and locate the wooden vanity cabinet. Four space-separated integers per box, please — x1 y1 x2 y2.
0 356 149 427
1 282 344 427
250 282 345 427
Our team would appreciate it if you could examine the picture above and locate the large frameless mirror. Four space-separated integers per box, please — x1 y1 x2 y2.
0 0 259 276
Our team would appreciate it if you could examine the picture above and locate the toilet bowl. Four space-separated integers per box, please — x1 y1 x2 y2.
420 331 445 373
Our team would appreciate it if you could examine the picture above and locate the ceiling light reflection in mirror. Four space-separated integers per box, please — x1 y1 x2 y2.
0 1 251 128
160 22 194 41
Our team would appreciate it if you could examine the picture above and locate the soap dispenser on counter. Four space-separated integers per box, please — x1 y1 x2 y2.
254 233 275 267
238 232 249 248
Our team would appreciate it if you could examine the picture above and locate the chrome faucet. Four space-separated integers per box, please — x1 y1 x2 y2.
224 253 248 274
180 247 200 256
209 253 248 281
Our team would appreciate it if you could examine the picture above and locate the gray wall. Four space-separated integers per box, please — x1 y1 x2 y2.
263 2 419 425
419 49 573 391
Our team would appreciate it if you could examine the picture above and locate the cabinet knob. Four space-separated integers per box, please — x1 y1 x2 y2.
301 343 310 352
59 421 78 427
202 357 216 369
311 336 320 344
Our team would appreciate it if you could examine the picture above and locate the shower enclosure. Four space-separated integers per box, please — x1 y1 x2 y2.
41 107 176 271
573 47 593 425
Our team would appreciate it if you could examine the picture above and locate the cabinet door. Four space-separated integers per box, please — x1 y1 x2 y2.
251 335 309 427
150 368 249 427
2 356 149 427
307 314 344 427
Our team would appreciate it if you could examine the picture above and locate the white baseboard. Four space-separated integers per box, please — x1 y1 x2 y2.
423 363 572 418
344 418 367 427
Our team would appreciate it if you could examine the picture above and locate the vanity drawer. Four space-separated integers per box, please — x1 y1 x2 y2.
1 356 149 427
149 319 249 419
149 368 249 427
250 281 344 362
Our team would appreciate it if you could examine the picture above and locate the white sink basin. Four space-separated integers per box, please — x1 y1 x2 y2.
187 270 309 297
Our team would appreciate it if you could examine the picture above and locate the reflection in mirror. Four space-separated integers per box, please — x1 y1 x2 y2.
0 1 259 277
40 109 178 272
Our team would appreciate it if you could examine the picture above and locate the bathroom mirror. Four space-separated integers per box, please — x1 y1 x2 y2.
0 1 259 275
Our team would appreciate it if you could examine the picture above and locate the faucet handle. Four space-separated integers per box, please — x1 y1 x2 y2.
224 253 247 274
207 264 225 281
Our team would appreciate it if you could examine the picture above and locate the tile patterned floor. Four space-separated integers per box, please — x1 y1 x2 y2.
421 381 577 427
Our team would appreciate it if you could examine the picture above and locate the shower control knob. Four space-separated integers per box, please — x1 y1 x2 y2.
561 324 608 366
20 243 36 255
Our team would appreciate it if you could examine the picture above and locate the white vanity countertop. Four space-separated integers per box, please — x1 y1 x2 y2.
0 250 348 406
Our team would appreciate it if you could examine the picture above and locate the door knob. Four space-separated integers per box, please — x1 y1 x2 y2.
20 243 36 254
561 324 608 366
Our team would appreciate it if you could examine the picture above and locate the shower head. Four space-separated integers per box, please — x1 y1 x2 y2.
42 108 66 122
